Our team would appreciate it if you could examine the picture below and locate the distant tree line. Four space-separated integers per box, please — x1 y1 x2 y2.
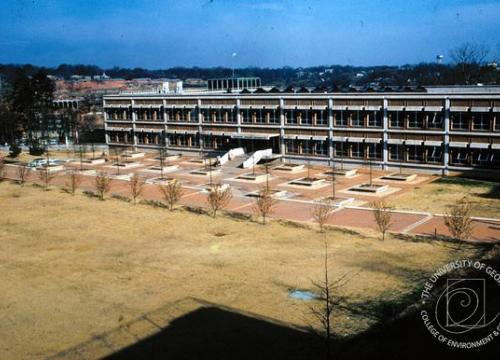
0 69 98 151
0 43 498 87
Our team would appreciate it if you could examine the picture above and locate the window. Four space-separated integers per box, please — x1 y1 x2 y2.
333 111 347 127
407 145 423 162
368 111 382 127
451 113 468 130
427 146 442 163
367 144 381 160
286 139 298 154
408 112 424 128
202 135 214 149
301 140 313 154
471 150 491 166
263 110 278 124
350 111 363 127
351 143 363 158
472 113 490 131
314 141 328 156
427 112 443 129
285 110 297 124
334 142 348 157
451 149 468 165
298 110 312 125
389 145 403 161
314 110 327 126
389 111 404 128
241 109 251 123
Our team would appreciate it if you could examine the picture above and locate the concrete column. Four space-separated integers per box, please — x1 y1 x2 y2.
103 105 110 145
163 101 168 148
236 99 242 134
198 99 203 151
443 98 450 175
279 98 285 156
328 98 334 163
382 98 388 169
131 100 138 150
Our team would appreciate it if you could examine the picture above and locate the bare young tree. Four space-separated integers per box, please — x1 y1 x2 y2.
75 145 86 171
94 172 111 200
129 173 144 204
159 180 183 211
206 183 232 217
311 240 349 359
450 42 489 84
444 197 474 242
371 199 392 241
253 186 277 224
16 165 31 186
312 199 333 233
113 148 123 175
65 169 82 195
38 167 56 190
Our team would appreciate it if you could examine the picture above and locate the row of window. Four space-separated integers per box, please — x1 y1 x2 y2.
108 131 500 167
106 109 500 132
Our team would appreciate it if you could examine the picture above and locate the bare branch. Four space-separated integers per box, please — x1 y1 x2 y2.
371 199 392 241
311 199 334 232
65 169 82 195
159 180 183 211
129 174 144 204
206 183 232 217
253 186 277 224
94 172 111 200
444 197 474 243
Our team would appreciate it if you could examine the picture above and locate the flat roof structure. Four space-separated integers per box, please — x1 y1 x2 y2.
103 84 500 176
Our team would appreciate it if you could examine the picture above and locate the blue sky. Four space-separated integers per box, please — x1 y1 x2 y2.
0 0 498 68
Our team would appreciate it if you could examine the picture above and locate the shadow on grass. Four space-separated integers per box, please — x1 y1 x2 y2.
47 292 500 360
103 305 322 360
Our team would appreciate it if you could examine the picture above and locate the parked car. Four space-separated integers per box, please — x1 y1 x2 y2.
27 158 59 167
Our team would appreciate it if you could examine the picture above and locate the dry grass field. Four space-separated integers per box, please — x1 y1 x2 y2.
0 181 481 359
391 177 500 218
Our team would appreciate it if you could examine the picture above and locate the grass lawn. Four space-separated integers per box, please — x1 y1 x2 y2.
0 181 481 359
391 177 500 218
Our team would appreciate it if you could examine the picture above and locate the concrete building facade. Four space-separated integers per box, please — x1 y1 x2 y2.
103 86 500 175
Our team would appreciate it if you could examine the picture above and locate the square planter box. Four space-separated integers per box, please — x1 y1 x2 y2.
122 151 145 159
235 173 269 183
320 196 355 206
111 161 141 169
145 177 176 185
349 183 389 193
381 173 417 182
289 177 326 187
187 157 217 165
324 168 358 177
202 183 230 193
36 164 65 172
190 168 221 176
111 173 134 181
273 164 305 173
82 158 106 165
245 189 288 198
78 169 97 176
154 154 182 162
143 165 179 173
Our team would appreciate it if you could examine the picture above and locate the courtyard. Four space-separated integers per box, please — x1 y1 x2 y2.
2 150 500 242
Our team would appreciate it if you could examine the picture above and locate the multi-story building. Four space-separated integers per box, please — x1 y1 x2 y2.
103 81 500 175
